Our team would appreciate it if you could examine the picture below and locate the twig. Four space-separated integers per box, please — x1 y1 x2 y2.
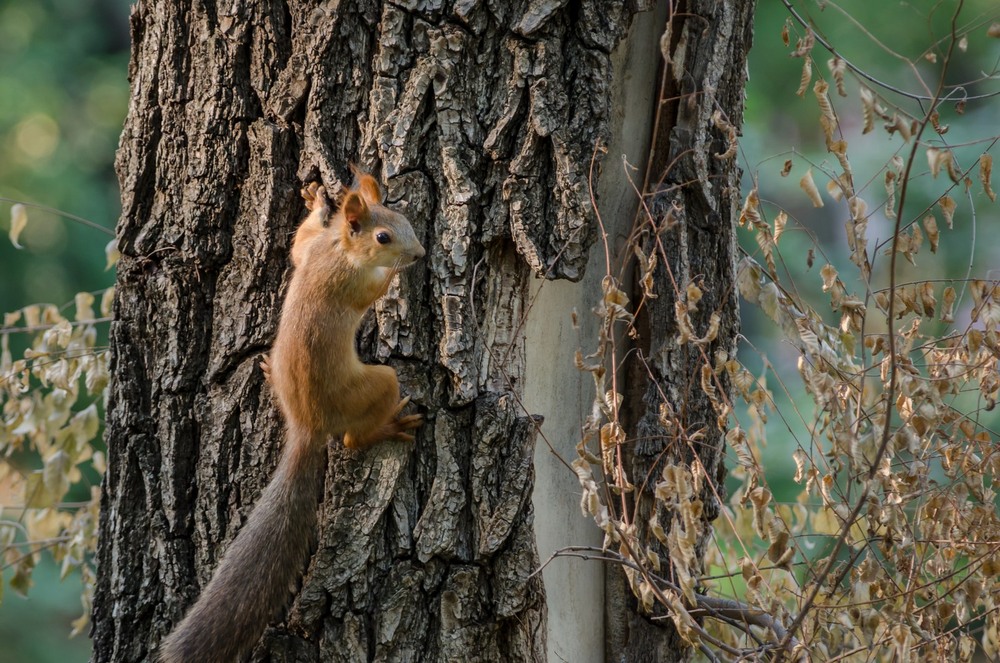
0 197 114 237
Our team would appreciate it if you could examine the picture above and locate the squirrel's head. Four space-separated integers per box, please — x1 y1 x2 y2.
338 172 425 269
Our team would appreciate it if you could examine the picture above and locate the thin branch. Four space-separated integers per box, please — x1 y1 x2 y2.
0 197 114 237
539 546 808 662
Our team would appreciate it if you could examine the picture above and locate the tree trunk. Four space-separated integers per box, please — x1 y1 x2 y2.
609 1 754 661
93 1 646 662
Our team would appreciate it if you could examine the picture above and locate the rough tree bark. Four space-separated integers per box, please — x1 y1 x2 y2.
92 1 652 662
609 2 754 661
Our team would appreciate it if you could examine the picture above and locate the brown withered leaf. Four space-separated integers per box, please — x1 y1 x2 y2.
928 148 960 182
774 210 788 244
981 154 996 202
941 286 956 323
919 282 936 318
815 80 837 144
9 204 27 249
885 114 912 141
884 170 897 219
797 58 813 97
820 263 838 292
826 172 851 202
800 168 823 207
790 27 815 56
739 188 761 226
711 110 737 160
989 22 1000 38
828 57 847 96
860 87 875 133
923 215 939 253
939 196 956 229
781 159 793 177
929 110 948 135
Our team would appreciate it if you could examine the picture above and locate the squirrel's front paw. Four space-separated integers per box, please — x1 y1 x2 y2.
386 396 423 442
301 182 326 212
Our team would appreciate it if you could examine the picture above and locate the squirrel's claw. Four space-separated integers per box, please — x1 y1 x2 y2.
301 182 326 213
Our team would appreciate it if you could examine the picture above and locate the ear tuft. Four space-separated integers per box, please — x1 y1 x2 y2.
349 164 383 204
357 175 383 205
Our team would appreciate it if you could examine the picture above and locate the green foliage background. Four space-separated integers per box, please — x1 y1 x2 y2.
0 0 129 661
737 0 1000 501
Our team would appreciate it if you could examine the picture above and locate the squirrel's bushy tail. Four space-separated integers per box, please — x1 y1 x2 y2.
159 431 324 663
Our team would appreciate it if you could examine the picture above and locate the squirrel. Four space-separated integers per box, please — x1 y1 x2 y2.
159 170 425 663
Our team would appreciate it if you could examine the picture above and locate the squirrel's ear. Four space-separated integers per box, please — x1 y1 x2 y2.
342 192 369 233
349 164 383 205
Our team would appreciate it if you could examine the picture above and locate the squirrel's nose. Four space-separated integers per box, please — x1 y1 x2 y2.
413 243 426 261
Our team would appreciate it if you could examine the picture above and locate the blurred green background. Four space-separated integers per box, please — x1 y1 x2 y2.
0 1 998 661
0 0 129 661
736 0 1000 503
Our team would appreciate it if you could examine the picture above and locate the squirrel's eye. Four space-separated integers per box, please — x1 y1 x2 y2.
376 231 391 245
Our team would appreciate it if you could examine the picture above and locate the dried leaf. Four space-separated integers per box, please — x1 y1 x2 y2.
9 204 27 249
928 148 960 182
981 154 996 202
767 526 790 563
739 188 761 227
923 214 939 253
10 556 35 598
859 87 884 134
711 110 737 160
749 486 772 536
885 114 912 141
793 449 807 483
828 57 847 96
919 282 936 317
100 287 115 317
800 168 823 207
774 211 787 244
939 196 956 229
796 58 813 97
826 172 851 202
814 80 837 145
820 264 838 291
989 23 1000 38
75 292 95 322
884 170 897 219
781 159 793 177
686 282 704 310
790 27 814 57
929 110 948 135
105 238 121 270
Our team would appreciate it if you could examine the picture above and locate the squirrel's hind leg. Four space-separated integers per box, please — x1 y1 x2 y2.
342 367 422 449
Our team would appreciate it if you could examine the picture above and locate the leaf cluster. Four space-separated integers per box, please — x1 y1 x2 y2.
567 3 1000 662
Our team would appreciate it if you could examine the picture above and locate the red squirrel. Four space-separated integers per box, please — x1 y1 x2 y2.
159 171 424 662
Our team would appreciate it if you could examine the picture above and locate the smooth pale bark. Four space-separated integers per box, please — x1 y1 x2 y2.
523 3 668 661
610 2 754 661
92 2 653 662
